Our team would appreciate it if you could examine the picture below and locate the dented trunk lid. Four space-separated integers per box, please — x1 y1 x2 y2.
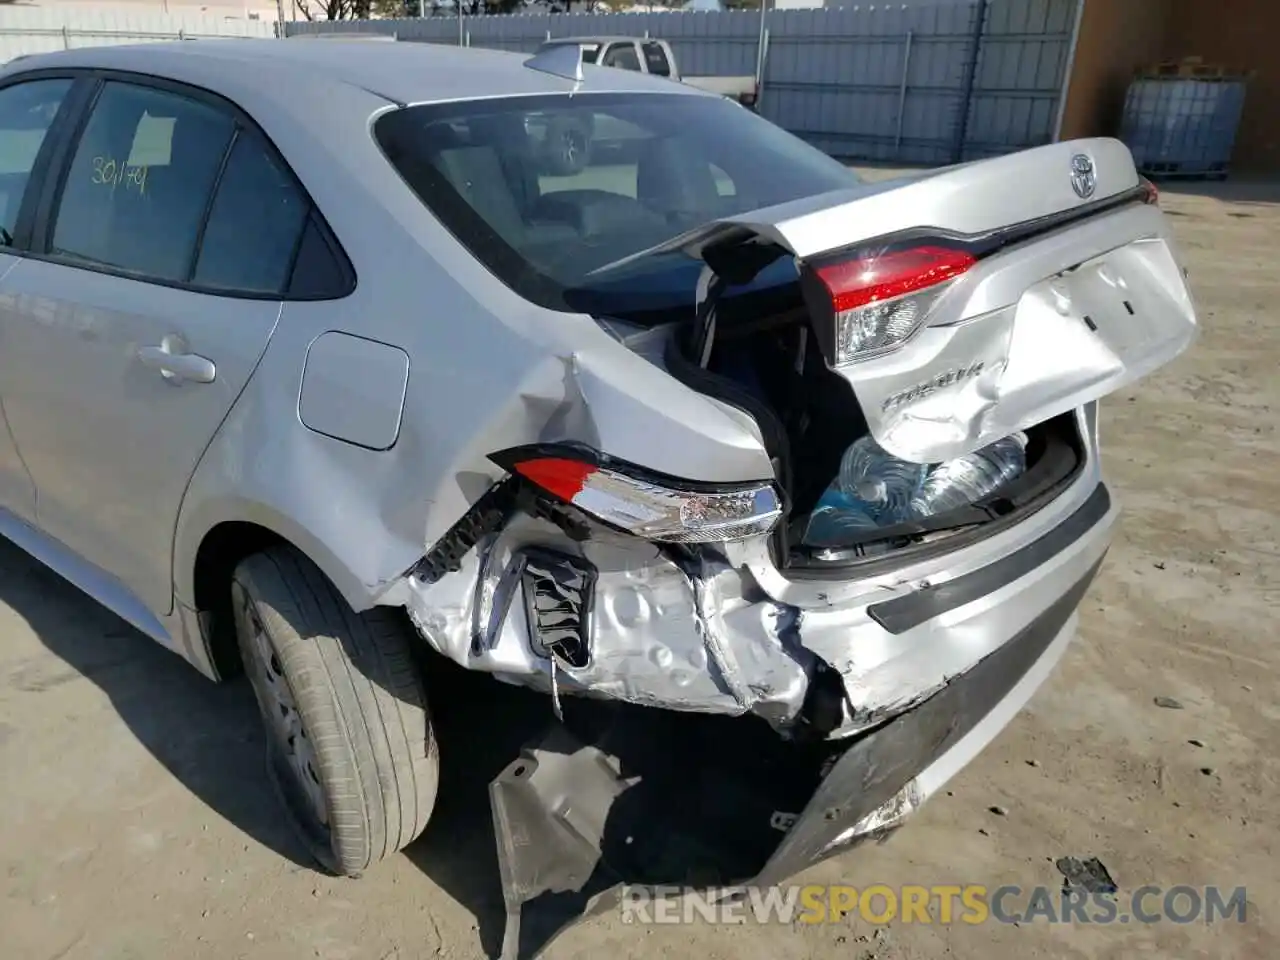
607 138 1199 463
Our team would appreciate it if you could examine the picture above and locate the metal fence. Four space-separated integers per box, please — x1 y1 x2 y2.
0 8 276 62
962 0 1081 160
0 1 1080 165
288 0 1081 164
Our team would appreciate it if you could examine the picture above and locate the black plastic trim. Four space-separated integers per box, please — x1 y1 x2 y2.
22 74 98 252
803 183 1151 276
518 547 597 668
1 73 90 251
411 473 618 585
866 481 1111 635
184 124 240 282
413 477 519 584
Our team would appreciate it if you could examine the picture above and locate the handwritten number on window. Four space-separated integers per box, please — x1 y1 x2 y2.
91 155 149 196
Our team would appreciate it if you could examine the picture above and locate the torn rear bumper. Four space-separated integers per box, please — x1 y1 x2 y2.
488 554 1101 959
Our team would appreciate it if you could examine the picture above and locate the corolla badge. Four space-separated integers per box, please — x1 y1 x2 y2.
1070 153 1097 199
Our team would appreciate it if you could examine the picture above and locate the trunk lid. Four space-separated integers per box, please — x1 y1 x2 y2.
610 138 1198 463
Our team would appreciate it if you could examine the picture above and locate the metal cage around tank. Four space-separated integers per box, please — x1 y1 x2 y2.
1120 62 1250 180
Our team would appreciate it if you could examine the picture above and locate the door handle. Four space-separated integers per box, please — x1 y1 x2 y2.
138 335 216 384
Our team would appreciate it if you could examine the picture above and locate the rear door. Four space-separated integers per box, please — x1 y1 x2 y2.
0 74 79 523
0 75 309 616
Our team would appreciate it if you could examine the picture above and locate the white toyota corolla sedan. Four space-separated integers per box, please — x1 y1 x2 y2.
0 37 1196 958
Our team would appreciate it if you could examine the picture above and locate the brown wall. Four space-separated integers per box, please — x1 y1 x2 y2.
1059 0 1280 173
1058 0 1172 143
1163 0 1280 172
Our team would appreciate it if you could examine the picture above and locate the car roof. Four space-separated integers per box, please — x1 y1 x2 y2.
0 38 699 108
543 37 655 45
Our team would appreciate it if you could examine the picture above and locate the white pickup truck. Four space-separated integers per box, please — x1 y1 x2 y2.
534 36 759 107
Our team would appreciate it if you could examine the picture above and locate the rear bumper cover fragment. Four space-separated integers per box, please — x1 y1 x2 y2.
489 556 1102 959
867 481 1111 634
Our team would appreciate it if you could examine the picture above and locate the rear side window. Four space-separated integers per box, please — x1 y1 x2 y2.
193 131 308 293
642 42 671 77
50 81 234 282
286 214 355 299
0 78 72 247
44 78 352 298
601 43 642 71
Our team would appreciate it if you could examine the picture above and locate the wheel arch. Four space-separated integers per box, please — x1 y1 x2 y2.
191 519 285 679
177 497 392 681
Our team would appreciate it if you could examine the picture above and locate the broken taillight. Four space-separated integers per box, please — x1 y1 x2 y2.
1139 175 1160 206
805 244 976 366
490 445 783 543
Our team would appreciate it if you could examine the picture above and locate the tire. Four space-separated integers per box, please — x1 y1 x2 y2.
543 117 591 176
231 545 439 877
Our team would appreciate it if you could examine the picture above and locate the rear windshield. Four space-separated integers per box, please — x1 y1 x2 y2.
373 93 861 321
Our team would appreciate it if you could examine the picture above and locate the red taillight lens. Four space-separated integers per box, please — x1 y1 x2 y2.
495 448 782 544
1140 176 1159 206
511 457 596 500
810 245 976 365
815 245 976 313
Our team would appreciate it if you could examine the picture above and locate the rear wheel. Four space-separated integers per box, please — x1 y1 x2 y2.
232 546 439 877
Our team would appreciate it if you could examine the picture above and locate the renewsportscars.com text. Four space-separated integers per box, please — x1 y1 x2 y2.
620 884 1248 926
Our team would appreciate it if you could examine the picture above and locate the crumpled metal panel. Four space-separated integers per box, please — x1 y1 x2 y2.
405 511 812 721
832 222 1198 463
399 143 1195 727
589 156 1196 466
489 563 1095 960
406 420 1112 733
490 727 635 960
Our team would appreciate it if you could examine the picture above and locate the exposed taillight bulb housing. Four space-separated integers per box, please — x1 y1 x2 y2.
806 245 976 366
491 446 783 544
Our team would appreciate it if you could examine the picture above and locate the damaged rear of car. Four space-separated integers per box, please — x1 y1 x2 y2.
0 41 1197 960
373 90 1196 957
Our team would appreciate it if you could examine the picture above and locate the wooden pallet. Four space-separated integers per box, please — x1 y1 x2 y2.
1138 57 1248 80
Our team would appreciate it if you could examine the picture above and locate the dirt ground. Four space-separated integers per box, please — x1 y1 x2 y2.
2 172 1277 960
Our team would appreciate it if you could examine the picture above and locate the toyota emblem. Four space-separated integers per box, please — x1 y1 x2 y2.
1070 153 1097 199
